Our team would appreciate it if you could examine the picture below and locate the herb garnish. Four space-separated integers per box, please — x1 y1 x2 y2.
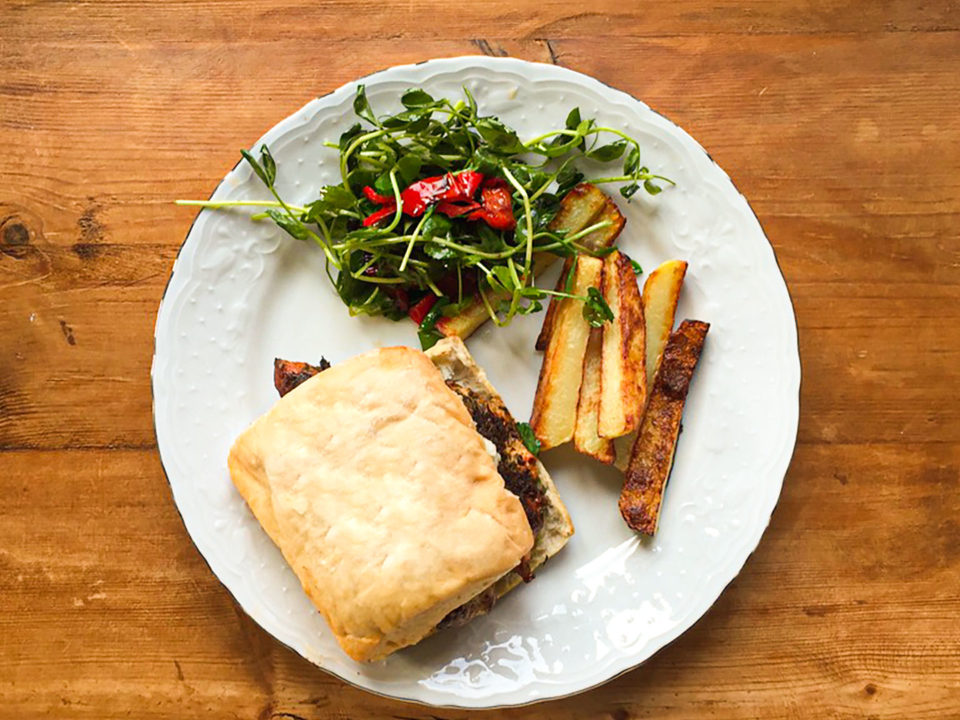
516 421 542 456
177 87 672 340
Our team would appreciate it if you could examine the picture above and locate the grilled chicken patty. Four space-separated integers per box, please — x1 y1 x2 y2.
272 357 547 629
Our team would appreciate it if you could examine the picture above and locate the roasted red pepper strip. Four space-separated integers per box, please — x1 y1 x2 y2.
362 185 395 205
401 175 450 216
468 180 516 230
361 205 396 227
407 294 437 324
451 170 483 200
435 200 481 217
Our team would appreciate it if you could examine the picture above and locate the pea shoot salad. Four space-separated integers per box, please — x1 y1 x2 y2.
178 86 672 348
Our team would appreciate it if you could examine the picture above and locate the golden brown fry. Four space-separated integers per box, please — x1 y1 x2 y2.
619 320 709 535
434 298 491 339
613 260 686 471
530 255 604 450
548 183 609 238
574 328 616 463
534 257 572 352
579 197 626 252
642 260 688 391
597 251 646 439
535 188 625 351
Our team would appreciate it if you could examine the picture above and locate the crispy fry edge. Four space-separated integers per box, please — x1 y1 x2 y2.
619 319 709 534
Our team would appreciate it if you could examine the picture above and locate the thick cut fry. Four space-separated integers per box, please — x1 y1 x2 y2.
574 328 615 463
548 183 609 238
439 184 612 341
598 251 646 439
535 257 573 351
436 253 556 338
642 260 687 391
579 197 626 251
619 320 709 535
530 255 604 450
535 190 625 351
613 260 687 471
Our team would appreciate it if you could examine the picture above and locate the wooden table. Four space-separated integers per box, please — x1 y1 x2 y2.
2 2 958 717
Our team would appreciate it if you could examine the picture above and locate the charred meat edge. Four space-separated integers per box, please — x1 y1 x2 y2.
274 358 330 397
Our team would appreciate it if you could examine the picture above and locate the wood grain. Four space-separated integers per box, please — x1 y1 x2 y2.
1 1 958 718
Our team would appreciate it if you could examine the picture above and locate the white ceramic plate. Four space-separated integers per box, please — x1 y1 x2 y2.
153 56 799 708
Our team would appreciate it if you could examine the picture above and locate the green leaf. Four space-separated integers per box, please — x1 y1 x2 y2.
381 108 432 131
643 179 663 195
396 154 422 185
322 185 357 210
475 117 525 155
470 147 501 176
585 140 627 162
241 146 276 189
259 145 277 186
401 88 435 108
563 259 577 294
516 422 541 456
623 145 640 175
490 265 517 292
519 286 547 300
373 172 395 196
475 223 506 253
305 185 357 220
630 258 644 276
266 209 310 241
565 107 582 130
556 164 584 196
620 182 640 199
509 163 549 193
423 241 455 260
575 119 595 151
406 114 431 134
440 128 473 156
417 299 447 350
519 298 543 314
353 84 378 125
462 86 478 117
381 115 411 130
347 168 378 195
539 137 579 158
418 326 443 350
422 214 452 241
591 245 618 258
583 286 615 327
339 123 363 151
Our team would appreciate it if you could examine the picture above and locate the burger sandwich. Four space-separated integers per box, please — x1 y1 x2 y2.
227 336 573 662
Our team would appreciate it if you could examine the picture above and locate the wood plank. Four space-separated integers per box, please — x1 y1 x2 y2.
2 0 958 43
0 33 955 251
0 444 955 718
